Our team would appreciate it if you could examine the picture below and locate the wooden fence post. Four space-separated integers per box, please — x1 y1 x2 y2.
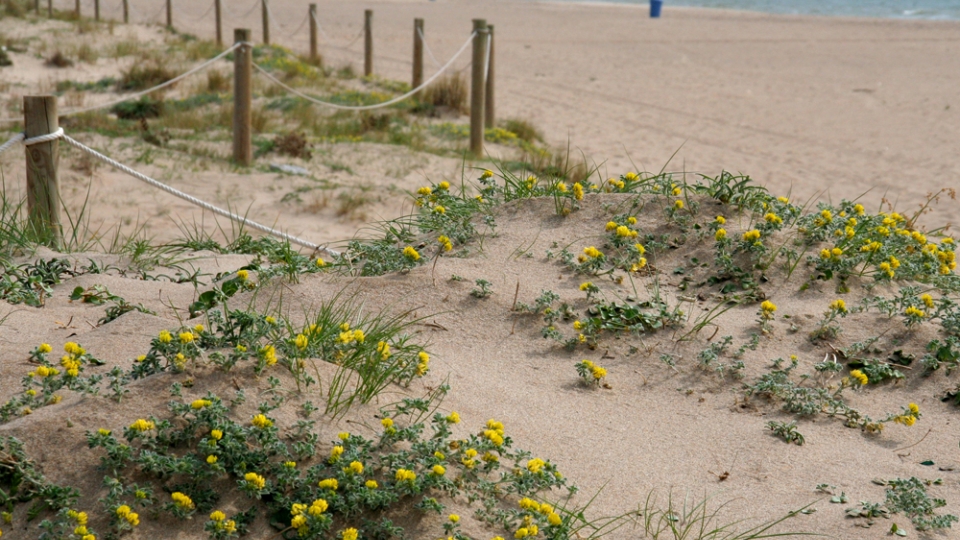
364 9 373 77
309 4 318 64
261 0 270 44
74 0 79 18
469 19 488 157
94 0 100 21
484 24 495 129
412 18 423 97
122 0 128 23
24 96 61 249
166 0 173 29
34 0 38 15
215 0 222 45
48 0 52 18
233 29 252 166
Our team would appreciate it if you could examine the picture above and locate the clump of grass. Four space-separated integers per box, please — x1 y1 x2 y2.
419 72 467 114
117 60 175 91
502 117 544 143
45 51 73 68
206 69 229 92
273 131 312 159
638 491 814 539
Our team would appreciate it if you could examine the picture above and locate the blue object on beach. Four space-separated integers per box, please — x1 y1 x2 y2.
650 0 663 18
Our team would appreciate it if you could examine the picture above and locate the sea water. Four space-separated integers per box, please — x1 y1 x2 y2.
540 0 960 20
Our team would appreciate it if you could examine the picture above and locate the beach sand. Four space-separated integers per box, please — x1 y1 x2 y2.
1 1 959 539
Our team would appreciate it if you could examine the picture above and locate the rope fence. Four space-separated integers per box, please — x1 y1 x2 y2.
1 6 497 251
0 126 338 257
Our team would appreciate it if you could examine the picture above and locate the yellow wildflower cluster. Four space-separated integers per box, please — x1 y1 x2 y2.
209 510 237 534
849 369 869 386
905 306 926 319
158 330 172 343
579 359 607 381
318 478 339 490
438 235 453 252
251 414 274 429
115 505 140 527
526 458 546 473
416 351 430 376
244 472 266 490
377 341 391 360
893 403 921 427
572 182 584 200
742 229 761 242
759 300 777 320
829 299 847 313
260 344 278 366
395 468 417 482
342 528 359 540
191 399 212 410
715 228 727 241
403 246 421 261
171 492 195 510
129 419 155 432
294 333 309 350
483 418 505 446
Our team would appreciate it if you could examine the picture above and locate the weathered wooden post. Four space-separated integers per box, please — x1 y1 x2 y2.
166 0 173 29
24 96 61 249
33 0 39 15
48 0 52 18
485 24 495 129
364 9 373 77
215 0 222 45
469 19 488 157
309 4 318 64
261 0 270 44
94 0 100 21
122 0 128 23
233 29 252 166
412 18 423 97
74 0 79 18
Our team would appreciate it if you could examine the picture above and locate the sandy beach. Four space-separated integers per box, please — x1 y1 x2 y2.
1 1 959 539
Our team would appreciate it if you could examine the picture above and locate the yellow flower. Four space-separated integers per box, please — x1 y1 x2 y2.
449 514 460 523
446 411 461 424
438 235 453 252
909 403 919 414
829 299 847 313
579 282 592 291
820 209 833 223
342 528 359 540
715 228 727 241
330 445 344 461
338 431 350 440
265 316 277 325
480 169 493 179
616 225 632 237
129 419 155 432
605 221 618 232
434 205 446 214
432 464 446 476
309 499 329 515
905 306 925 318
207 455 218 464
527 458 546 473
849 369 868 386
251 414 273 429
210 510 226 522
171 492 195 510
191 399 211 409
125 512 139 526
158 330 172 343
244 472 266 490
210 429 223 440
438 181 450 190
365 480 378 489
295 334 309 350
549 512 562 525
591 366 607 380
417 186 432 196
237 269 249 281
673 200 684 210
403 246 420 261
395 468 417 482
624 172 638 181
38 343 52 354
290 515 307 529
515 527 530 538
763 213 783 225
921 294 935 308
742 229 761 242
348 461 364 474
572 182 584 200
715 215 726 225
318 478 339 490
760 300 777 314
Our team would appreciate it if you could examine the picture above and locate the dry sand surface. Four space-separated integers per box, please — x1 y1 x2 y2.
1 1 960 539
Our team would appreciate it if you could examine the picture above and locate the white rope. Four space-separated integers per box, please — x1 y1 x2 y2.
483 30 492 81
254 31 476 111
24 128 64 146
310 9 332 43
59 133 338 256
61 43 241 117
417 26 443 69
0 133 25 155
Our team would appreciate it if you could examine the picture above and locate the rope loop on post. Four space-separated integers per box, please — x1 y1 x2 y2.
23 127 64 146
